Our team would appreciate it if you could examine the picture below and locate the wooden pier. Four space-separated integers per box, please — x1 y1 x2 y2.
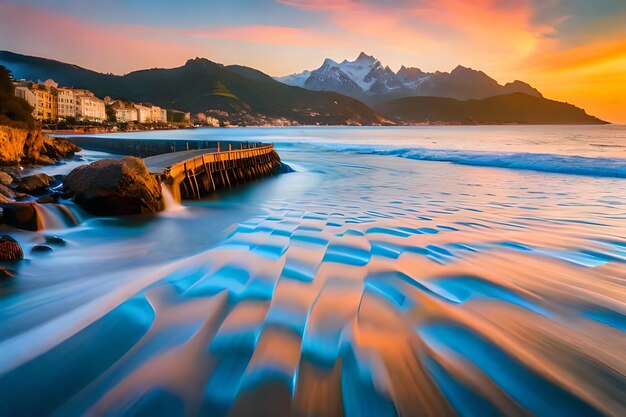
64 137 284 202
145 143 281 202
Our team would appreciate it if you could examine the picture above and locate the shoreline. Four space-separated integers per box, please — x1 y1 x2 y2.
47 121 617 137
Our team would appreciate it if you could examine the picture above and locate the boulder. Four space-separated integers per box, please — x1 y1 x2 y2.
43 137 80 160
14 173 52 195
0 235 23 261
31 244 53 254
0 184 15 200
0 171 13 186
0 202 42 231
63 157 162 216
45 235 67 246
0 267 13 279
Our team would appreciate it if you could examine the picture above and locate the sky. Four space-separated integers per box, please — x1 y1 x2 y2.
0 0 624 123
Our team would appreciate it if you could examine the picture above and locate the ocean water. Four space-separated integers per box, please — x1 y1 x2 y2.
1 126 625 416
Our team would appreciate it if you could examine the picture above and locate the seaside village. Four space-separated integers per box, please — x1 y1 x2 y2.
13 79 221 130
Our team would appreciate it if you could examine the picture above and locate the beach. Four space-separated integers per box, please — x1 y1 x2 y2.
0 125 625 416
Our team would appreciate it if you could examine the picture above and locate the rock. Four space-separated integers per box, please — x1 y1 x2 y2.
43 137 80 160
22 129 46 163
278 162 295 173
36 193 62 204
0 267 13 279
0 171 13 186
0 183 15 200
63 157 162 216
0 235 23 261
35 155 55 165
0 126 81 165
0 202 42 231
14 173 52 195
0 126 30 164
45 235 67 246
31 244 53 254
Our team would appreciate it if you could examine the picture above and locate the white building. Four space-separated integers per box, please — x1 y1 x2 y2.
76 94 106 122
14 86 36 108
135 104 152 123
115 107 138 123
134 104 166 123
57 88 77 119
42 79 58 88
149 105 160 122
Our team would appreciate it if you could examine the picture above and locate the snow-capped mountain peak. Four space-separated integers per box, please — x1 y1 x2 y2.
275 53 543 102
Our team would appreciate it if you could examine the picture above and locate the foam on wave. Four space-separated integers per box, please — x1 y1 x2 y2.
304 143 626 178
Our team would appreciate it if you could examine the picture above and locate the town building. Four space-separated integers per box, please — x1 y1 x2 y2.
31 84 57 121
148 105 166 123
57 88 77 119
14 86 36 108
76 94 106 122
111 101 138 123
167 110 191 123
135 104 152 123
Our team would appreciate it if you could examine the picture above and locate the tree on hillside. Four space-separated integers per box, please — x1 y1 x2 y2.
105 104 117 122
0 65 37 130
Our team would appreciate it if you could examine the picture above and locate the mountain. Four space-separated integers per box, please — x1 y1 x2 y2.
0 51 605 126
276 52 543 103
375 93 607 125
0 51 387 126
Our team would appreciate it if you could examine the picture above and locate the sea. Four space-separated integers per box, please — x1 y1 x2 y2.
0 125 625 416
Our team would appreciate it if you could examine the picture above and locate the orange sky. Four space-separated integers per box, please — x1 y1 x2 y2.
0 0 624 122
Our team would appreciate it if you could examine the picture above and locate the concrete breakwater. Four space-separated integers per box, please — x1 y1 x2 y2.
64 137 262 158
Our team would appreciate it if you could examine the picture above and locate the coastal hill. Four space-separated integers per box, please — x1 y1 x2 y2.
276 52 543 103
0 51 607 126
375 93 607 125
0 51 386 126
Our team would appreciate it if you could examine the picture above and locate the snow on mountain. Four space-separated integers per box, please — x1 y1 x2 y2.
274 52 543 103
275 70 310 88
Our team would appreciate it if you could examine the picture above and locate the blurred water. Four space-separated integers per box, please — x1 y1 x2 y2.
1 126 625 416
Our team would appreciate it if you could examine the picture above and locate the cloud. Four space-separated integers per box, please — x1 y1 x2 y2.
276 0 559 71
0 3 197 74
182 25 344 48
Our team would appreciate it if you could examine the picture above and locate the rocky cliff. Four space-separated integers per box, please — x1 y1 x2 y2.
0 126 79 165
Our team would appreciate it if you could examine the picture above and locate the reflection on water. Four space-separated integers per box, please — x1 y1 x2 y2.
1 142 625 416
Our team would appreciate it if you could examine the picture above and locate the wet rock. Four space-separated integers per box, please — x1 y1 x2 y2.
45 235 67 246
37 192 63 204
31 244 53 254
0 202 42 231
35 155 55 165
0 183 15 200
0 171 13 186
0 267 13 279
0 235 23 261
64 157 162 216
43 137 80 160
278 162 295 173
14 173 53 195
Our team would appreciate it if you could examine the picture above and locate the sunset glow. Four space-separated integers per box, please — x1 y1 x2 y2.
1 0 624 121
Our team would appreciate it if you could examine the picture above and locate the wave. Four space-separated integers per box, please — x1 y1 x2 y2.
307 143 626 178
